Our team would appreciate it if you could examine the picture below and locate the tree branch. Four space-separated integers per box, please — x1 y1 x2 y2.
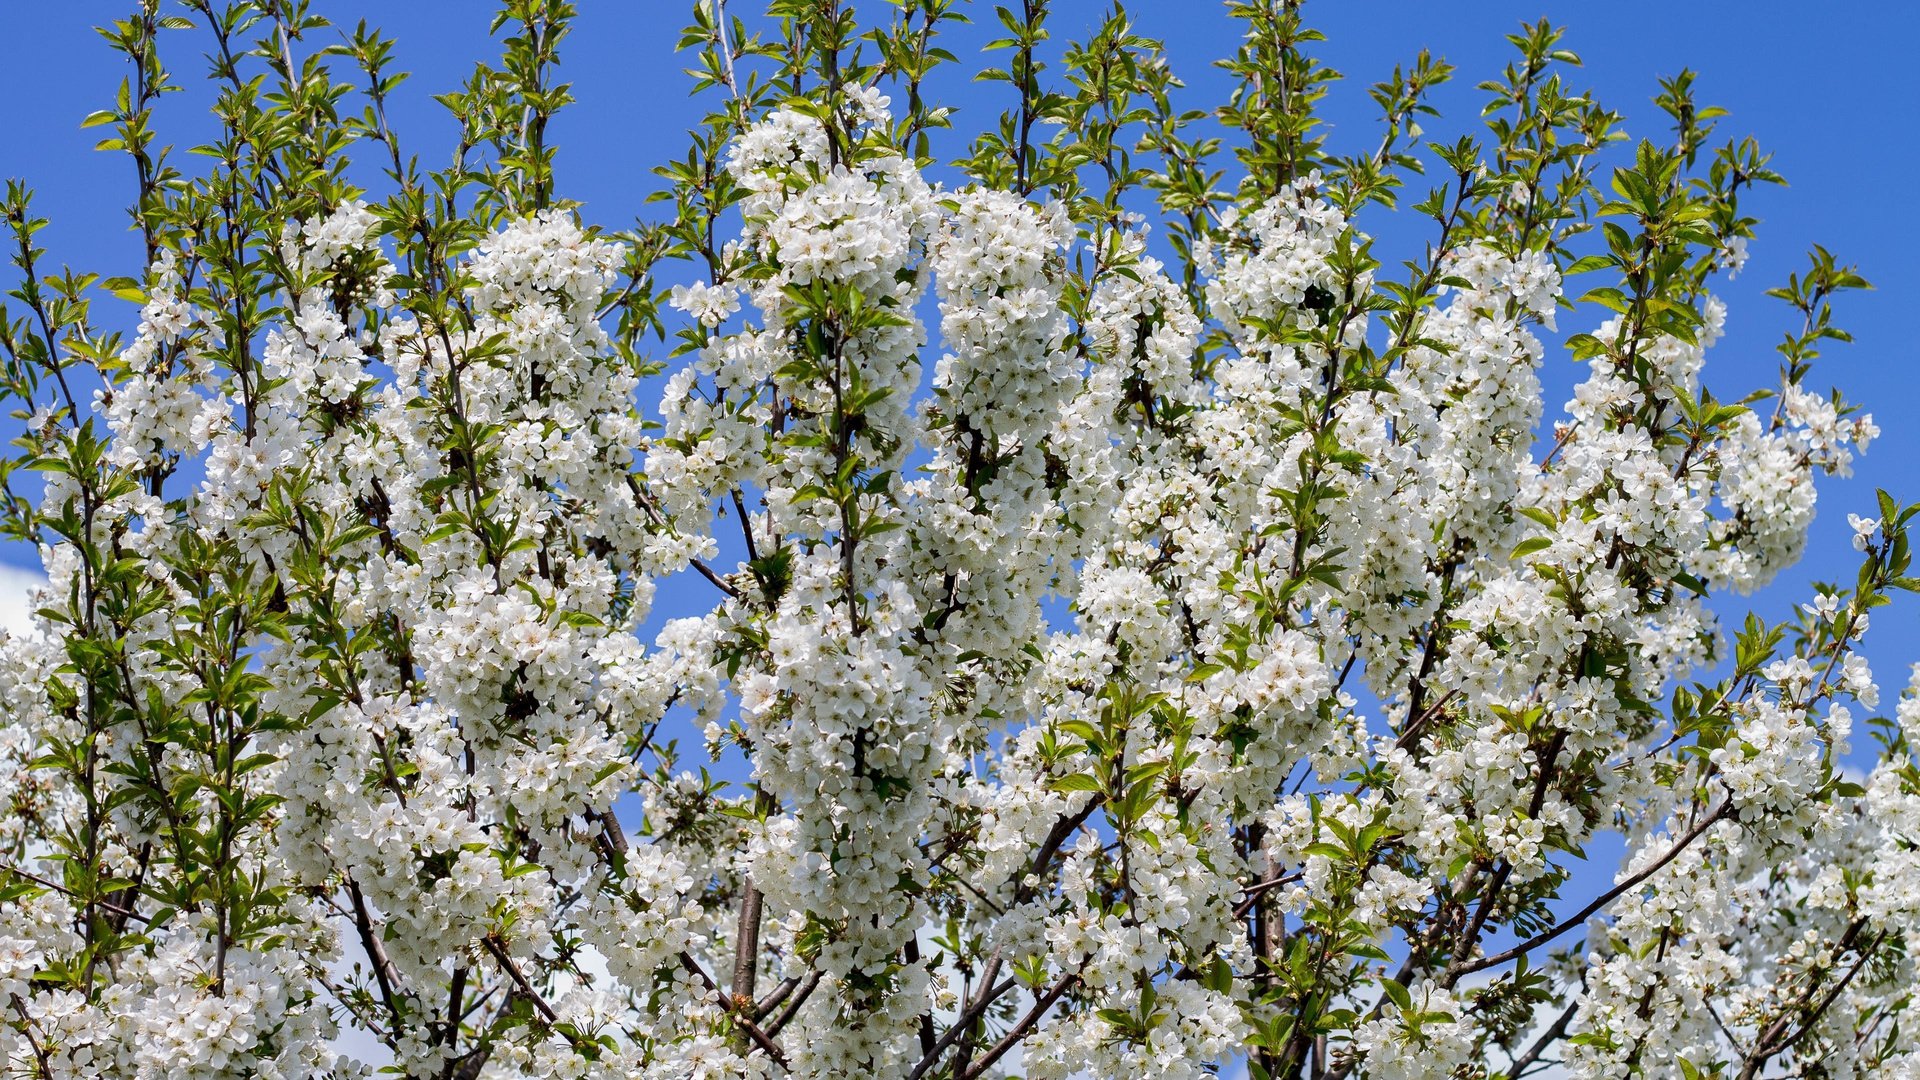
1450 799 1731 980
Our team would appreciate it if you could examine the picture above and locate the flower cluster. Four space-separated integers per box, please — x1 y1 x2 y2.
2 7 1917 1080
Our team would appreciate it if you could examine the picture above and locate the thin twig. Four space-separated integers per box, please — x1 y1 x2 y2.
679 951 790 1069
1508 1000 1578 1078
960 971 1081 1080
1450 799 1732 980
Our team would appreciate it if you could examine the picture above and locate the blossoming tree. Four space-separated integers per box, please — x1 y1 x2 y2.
1 1 1917 1077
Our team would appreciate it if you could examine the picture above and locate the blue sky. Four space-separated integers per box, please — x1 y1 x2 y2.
2 0 1916 850
4 0 1913 611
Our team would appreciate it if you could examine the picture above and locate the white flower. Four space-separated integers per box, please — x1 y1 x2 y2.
1850 512 1880 551
668 280 742 327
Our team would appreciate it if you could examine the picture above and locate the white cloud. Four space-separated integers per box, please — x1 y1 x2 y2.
0 562 43 639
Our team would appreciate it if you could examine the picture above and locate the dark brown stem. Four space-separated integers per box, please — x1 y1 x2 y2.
1508 1000 1578 1078
763 971 820 1038
678 951 790 1069
907 974 1018 1080
346 875 407 1033
731 878 764 1004
484 935 604 1058
1450 799 1732 980
959 971 1081 1080
1739 922 1881 1080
